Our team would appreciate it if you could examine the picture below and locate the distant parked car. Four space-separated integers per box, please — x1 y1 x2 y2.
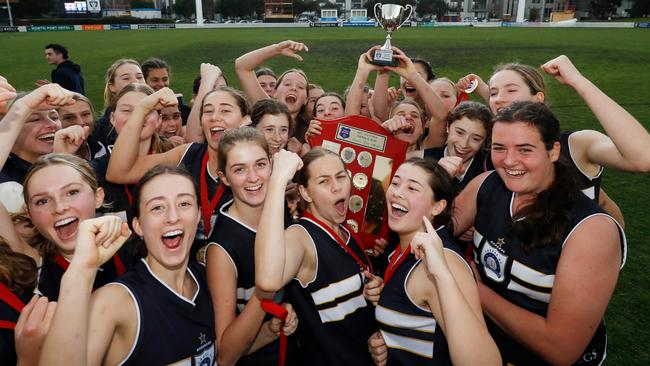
238 20 250 23
252 20 263 23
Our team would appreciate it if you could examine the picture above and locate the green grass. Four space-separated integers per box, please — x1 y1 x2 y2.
1 27 649 364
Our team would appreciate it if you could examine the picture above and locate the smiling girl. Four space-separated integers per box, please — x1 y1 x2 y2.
421 101 493 193
250 99 291 155
206 128 298 366
236 40 310 142
40 165 217 365
453 101 626 365
107 86 249 258
368 158 500 365
20 154 129 301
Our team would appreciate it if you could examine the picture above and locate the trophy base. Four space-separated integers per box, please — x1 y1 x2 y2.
371 49 397 67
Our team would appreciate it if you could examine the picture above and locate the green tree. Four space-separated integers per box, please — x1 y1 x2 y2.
174 0 195 18
431 0 449 21
12 0 54 18
628 0 649 17
589 0 622 18
295 0 320 15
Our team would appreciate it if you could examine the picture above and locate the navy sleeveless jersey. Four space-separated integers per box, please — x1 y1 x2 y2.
206 199 282 366
285 217 376 366
0 287 33 365
472 172 626 365
113 259 216 365
0 153 31 185
560 131 603 203
91 153 133 224
376 227 468 365
36 252 127 301
178 143 232 260
423 146 488 194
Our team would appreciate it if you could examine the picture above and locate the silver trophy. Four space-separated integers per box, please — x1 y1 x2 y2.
372 3 413 66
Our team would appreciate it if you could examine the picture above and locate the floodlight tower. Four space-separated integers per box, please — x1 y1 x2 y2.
195 0 204 25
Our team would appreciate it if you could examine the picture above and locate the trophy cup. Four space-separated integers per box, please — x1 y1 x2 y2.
372 3 414 66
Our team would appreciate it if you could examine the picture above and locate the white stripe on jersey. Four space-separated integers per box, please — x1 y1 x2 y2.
375 305 436 334
381 330 434 359
317 293 368 323
311 273 363 306
507 279 551 303
472 230 483 248
236 286 256 312
510 260 555 289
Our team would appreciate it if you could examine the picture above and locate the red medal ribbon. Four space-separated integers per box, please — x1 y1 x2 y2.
0 284 23 312
301 211 373 273
260 299 288 366
200 150 225 236
54 254 70 271
124 186 133 206
55 255 125 277
0 320 17 329
0 282 25 330
456 92 469 107
383 245 411 284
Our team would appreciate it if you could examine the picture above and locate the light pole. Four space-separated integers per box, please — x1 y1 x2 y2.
195 0 203 25
5 0 13 27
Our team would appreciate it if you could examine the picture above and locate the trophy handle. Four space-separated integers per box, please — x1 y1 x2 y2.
401 4 414 29
374 3 382 23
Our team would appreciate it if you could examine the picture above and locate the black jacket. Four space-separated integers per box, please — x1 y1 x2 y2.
52 60 85 94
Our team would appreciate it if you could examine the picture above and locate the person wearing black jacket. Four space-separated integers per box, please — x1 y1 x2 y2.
36 44 85 95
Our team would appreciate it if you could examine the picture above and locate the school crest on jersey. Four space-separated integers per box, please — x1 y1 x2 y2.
480 239 508 283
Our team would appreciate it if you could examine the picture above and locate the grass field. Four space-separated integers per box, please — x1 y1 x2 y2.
1 26 649 364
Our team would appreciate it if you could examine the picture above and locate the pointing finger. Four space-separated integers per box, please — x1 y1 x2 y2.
422 216 436 235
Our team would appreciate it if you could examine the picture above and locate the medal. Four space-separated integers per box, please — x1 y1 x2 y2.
353 172 368 190
357 151 373 168
341 147 356 164
349 195 364 213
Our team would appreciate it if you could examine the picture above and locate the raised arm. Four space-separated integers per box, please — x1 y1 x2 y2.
541 55 650 173
371 70 391 123
106 87 186 184
255 150 307 292
457 73 490 103
0 84 74 169
346 48 381 116
39 216 130 366
235 41 308 106
386 48 449 147
477 215 621 365
412 218 500 365
186 63 222 143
